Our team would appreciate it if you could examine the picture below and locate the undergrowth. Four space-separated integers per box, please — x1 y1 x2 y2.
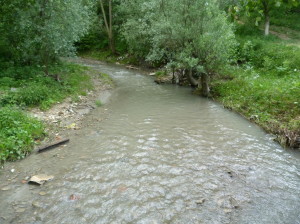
0 107 44 162
211 24 300 148
0 62 93 110
0 61 94 163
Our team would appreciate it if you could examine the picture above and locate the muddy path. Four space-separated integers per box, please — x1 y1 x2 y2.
0 58 300 224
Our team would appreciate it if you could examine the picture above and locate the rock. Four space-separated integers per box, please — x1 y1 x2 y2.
196 198 206 205
39 191 47 196
66 123 78 130
1 186 11 191
217 196 239 210
11 169 15 173
32 201 42 208
223 209 232 213
69 194 80 201
250 115 259 121
149 72 156 76
15 208 26 213
28 175 54 185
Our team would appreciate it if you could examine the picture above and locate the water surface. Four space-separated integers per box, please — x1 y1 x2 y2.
0 59 299 224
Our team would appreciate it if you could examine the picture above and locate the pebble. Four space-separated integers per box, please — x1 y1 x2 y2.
15 208 26 213
196 198 206 205
32 201 42 208
224 209 232 213
39 191 47 196
1 186 11 191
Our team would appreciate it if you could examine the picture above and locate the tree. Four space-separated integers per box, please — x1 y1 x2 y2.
244 0 299 35
0 0 92 73
121 0 236 96
99 0 116 54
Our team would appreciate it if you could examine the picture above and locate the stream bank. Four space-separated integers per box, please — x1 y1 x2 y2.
81 52 300 150
0 58 299 224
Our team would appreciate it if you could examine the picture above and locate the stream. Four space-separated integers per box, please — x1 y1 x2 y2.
0 59 300 224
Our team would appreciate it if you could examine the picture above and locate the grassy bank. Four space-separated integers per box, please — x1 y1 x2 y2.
211 25 300 148
0 62 94 163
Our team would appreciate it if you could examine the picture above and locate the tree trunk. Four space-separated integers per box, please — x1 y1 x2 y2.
200 73 210 97
264 13 270 36
172 68 175 84
108 0 115 54
186 69 198 87
109 35 115 54
100 0 115 54
263 1 270 36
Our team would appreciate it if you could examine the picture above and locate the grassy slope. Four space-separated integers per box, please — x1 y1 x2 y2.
0 62 94 162
211 23 300 148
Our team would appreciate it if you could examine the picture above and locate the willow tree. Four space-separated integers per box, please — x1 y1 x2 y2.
121 0 236 96
1 0 92 72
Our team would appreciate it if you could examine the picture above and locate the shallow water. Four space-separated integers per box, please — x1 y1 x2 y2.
1 59 300 224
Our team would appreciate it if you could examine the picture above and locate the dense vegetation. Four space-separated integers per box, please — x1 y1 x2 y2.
0 0 93 162
211 24 300 146
0 0 299 162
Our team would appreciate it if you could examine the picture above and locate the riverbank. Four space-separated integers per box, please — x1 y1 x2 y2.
210 66 300 149
0 61 114 163
79 47 300 150
0 59 299 224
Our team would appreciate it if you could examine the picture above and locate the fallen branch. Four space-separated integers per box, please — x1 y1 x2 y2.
37 138 70 153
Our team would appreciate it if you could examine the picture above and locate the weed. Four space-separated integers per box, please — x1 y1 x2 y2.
0 62 93 109
95 100 102 107
0 107 45 162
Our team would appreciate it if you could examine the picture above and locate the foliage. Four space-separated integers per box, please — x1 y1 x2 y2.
271 9 300 31
0 63 93 110
239 0 299 35
235 31 300 74
211 25 300 147
120 0 236 95
0 107 44 162
0 0 92 67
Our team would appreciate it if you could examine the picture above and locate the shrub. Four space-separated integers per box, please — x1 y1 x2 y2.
0 63 93 109
0 107 44 162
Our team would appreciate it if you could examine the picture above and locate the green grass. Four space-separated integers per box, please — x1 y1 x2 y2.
211 24 300 148
100 73 114 86
95 100 102 107
0 62 93 110
0 107 45 162
271 11 300 32
0 61 95 162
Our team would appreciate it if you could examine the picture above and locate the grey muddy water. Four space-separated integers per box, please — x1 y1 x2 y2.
0 59 300 224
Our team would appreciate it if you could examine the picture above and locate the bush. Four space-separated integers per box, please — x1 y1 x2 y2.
0 107 44 162
0 63 93 110
235 30 300 77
